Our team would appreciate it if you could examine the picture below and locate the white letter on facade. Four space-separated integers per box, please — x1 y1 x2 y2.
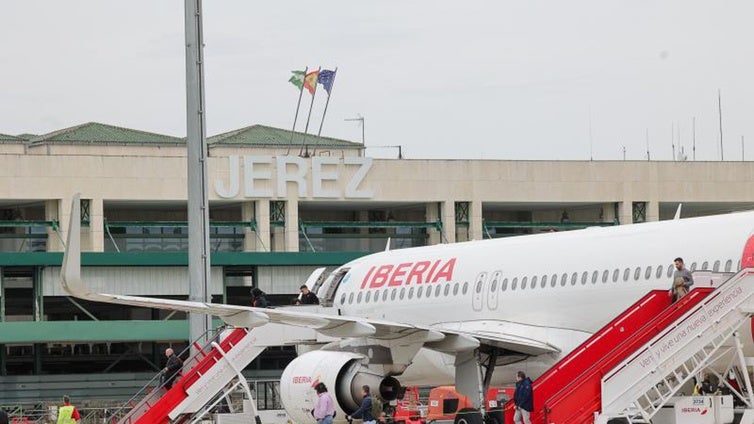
344 157 374 198
312 157 341 198
215 155 240 198
276 156 308 197
244 155 273 197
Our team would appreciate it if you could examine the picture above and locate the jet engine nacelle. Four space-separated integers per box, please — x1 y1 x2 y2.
280 350 401 424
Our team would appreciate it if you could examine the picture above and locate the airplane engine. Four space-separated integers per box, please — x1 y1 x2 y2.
280 350 401 424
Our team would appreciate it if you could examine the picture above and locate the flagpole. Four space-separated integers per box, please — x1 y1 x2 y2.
300 67 321 157
314 68 338 155
286 66 307 155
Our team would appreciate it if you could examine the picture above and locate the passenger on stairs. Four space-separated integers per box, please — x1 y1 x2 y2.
251 287 270 308
162 348 183 390
513 371 533 424
312 382 336 424
671 257 694 301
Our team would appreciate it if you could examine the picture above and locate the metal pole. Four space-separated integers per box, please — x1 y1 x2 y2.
185 0 212 348
300 67 321 157
287 66 308 155
316 67 338 138
719 89 724 161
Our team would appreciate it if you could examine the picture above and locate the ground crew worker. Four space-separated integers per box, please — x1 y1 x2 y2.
56 395 80 424
513 371 533 424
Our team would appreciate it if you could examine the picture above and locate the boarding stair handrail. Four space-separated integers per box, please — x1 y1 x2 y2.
598 268 754 422
107 325 228 424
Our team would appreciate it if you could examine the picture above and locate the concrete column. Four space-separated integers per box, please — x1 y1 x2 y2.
469 200 484 241
426 202 441 245
359 211 370 252
242 201 256 251
647 200 660 222
285 199 300 252
618 201 633 225
441 201 456 244
255 200 271 252
46 198 70 252
88 198 104 252
602 203 618 224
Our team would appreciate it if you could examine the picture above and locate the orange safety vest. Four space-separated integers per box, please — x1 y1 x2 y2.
56 405 76 424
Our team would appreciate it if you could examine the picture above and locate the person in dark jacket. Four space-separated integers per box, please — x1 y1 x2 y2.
299 285 320 305
163 348 183 390
513 371 533 424
251 288 270 308
346 385 375 424
0 408 8 424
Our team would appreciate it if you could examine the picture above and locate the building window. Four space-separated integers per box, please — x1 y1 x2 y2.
632 202 647 223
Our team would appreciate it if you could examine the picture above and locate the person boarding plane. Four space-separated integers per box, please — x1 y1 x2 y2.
59 195 754 423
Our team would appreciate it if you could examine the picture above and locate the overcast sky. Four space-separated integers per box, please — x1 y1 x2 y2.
2 1 752 160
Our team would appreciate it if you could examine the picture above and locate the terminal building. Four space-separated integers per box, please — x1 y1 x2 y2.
1 121 754 405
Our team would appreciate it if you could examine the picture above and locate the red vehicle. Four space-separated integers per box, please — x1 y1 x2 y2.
392 386 425 424
426 386 512 424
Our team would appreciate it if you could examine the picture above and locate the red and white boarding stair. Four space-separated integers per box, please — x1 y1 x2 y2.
110 326 265 424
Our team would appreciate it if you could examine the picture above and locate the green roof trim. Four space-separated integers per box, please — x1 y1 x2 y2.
209 124 362 148
30 122 183 145
0 133 21 141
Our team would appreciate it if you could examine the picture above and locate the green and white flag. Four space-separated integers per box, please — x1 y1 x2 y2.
289 70 305 90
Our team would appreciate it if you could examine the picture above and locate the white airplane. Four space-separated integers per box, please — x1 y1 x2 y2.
60 194 754 423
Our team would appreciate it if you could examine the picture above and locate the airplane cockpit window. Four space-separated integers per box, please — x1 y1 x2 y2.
502 278 509 291
612 269 619 282
560 273 567 286
592 271 599 284
633 267 641 281
541 275 548 288
602 270 609 283
655 265 663 278
581 272 588 285
713 260 721 272
623 268 630 281
570 272 578 286
463 282 469 294
725 259 733 272
702 261 709 270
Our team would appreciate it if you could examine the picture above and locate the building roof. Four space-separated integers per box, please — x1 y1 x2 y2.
208 124 362 148
0 133 22 142
29 122 184 145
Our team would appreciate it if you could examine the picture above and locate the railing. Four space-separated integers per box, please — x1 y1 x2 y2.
0 220 57 252
483 220 617 238
107 325 228 424
104 221 249 253
299 221 435 252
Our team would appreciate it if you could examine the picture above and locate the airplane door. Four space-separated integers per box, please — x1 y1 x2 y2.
472 272 489 312
487 271 501 311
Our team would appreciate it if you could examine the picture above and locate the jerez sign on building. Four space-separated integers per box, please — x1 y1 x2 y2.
214 155 374 199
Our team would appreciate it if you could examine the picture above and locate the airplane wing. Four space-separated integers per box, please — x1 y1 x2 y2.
61 195 559 357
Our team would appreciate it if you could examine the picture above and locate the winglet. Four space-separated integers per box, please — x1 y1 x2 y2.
61 193 86 298
674 203 683 220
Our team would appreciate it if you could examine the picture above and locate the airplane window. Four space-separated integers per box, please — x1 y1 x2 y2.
476 281 483 293
444 284 451 296
417 286 423 298
512 277 519 290
656 265 663 279
365 291 371 303
645 266 652 280
713 260 721 272
690 262 697 271
501 279 508 291
340 293 346 305
391 289 397 301
592 271 599 284
408 287 414 299
463 282 469 295
530 276 537 289
667 264 674 278
634 267 641 281
491 278 498 292
521 277 528 290
702 261 709 270
541 275 547 288
551 274 558 287
612 269 619 282
725 259 733 272
581 272 588 285
570 272 577 286
349 293 355 304
560 274 567 287
383 290 389 301
623 268 630 281
453 283 459 295
400 288 406 300
435 285 442 297
602 270 609 283
357 292 363 304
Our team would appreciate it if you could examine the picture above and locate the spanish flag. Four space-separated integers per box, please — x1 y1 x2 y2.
304 70 320 96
